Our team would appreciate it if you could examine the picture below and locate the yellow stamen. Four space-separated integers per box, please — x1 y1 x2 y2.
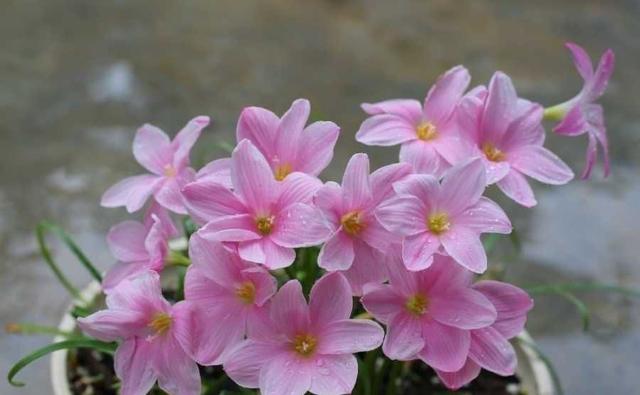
292 333 317 357
341 211 365 236
163 164 177 177
274 163 292 181
482 143 506 162
416 121 438 141
427 212 450 235
235 281 256 304
148 313 172 336
256 216 275 235
405 294 428 316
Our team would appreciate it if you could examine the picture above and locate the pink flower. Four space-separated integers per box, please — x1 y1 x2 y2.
102 202 178 292
223 272 384 395
552 43 615 179
376 158 511 273
236 98 340 181
356 66 471 176
101 116 210 214
457 72 574 207
78 272 201 395
179 234 277 365
436 281 534 389
315 153 412 294
186 139 331 269
361 254 497 372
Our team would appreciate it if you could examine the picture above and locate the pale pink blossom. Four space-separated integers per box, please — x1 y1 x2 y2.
356 66 471 176
187 139 331 269
78 272 201 395
315 153 412 294
436 281 534 389
457 72 574 207
237 99 340 181
376 158 511 273
179 234 277 365
101 116 210 214
102 202 178 292
224 272 384 395
361 254 497 372
552 42 615 179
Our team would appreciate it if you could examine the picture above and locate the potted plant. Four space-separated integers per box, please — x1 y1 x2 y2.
7 41 632 395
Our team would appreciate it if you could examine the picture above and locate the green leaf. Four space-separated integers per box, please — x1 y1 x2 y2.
556 290 591 332
482 233 501 254
525 282 640 298
8 339 117 387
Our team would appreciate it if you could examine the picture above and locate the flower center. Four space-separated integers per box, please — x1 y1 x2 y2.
427 212 450 235
235 281 256 304
482 143 506 162
148 312 172 336
255 216 275 235
163 164 177 177
341 210 365 236
405 294 428 316
416 121 438 141
292 333 317 357
274 163 292 181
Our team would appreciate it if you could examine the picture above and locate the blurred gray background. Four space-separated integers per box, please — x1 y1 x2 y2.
1 0 639 394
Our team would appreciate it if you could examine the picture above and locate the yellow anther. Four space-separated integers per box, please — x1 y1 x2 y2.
416 121 438 141
341 211 365 236
427 212 450 235
235 281 256 304
148 313 172 336
256 216 275 235
482 143 506 162
293 334 318 357
274 163 293 181
405 294 429 316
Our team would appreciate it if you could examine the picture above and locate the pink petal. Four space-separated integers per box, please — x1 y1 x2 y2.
270 280 310 338
236 106 280 158
232 140 277 213
473 280 534 338
565 42 594 81
271 203 331 248
455 197 512 234
502 103 545 150
318 230 355 271
419 320 471 372
483 158 511 185
259 353 312 395
107 221 148 262
198 214 262 242
319 319 384 354
144 201 178 238
581 131 599 179
399 140 449 176
416 255 474 293
360 218 398 253
375 195 427 236
238 239 266 264
151 336 201 395
309 272 352 325
314 181 343 226
423 65 471 125
172 116 209 169
392 173 439 209
553 105 587 137
361 99 423 124
481 72 518 142
441 227 487 273
496 169 537 207
510 145 574 185
133 124 172 174
154 173 191 214
277 172 322 207
436 359 482 390
309 354 358 395
469 327 517 375
456 96 483 143
429 289 497 330
195 158 232 189
188 235 243 286
102 262 152 293
370 162 413 206
101 174 163 213
439 157 486 215
77 309 145 342
590 48 615 100
296 121 340 176
274 98 310 165
104 271 169 315
402 232 439 271
356 114 417 146
341 240 388 296
183 264 237 308
432 134 477 167
385 250 419 296
182 179 246 225
361 284 403 324
382 313 425 360
242 266 278 307
261 238 297 270
114 338 157 395
224 340 283 388
342 153 373 209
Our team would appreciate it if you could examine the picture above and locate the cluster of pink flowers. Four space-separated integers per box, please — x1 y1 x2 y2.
78 42 613 395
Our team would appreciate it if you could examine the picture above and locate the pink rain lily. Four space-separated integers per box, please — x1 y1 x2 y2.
315 153 412 294
361 254 497 373
376 158 511 273
436 281 534 389
101 116 210 214
179 234 277 365
186 139 331 269
552 42 615 179
78 272 201 395
102 202 178 292
223 272 384 395
236 98 340 181
457 72 574 207
356 66 471 176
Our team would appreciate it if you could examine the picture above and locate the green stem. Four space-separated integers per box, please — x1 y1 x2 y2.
167 251 191 267
385 361 402 395
526 282 640 298
543 104 567 122
5 322 74 337
36 222 82 300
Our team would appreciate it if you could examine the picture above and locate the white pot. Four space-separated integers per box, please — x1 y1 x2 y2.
51 282 556 395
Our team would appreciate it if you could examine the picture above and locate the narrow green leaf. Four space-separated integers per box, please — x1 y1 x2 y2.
556 290 591 332
8 339 117 387
509 228 522 253
525 282 640 298
5 322 74 337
